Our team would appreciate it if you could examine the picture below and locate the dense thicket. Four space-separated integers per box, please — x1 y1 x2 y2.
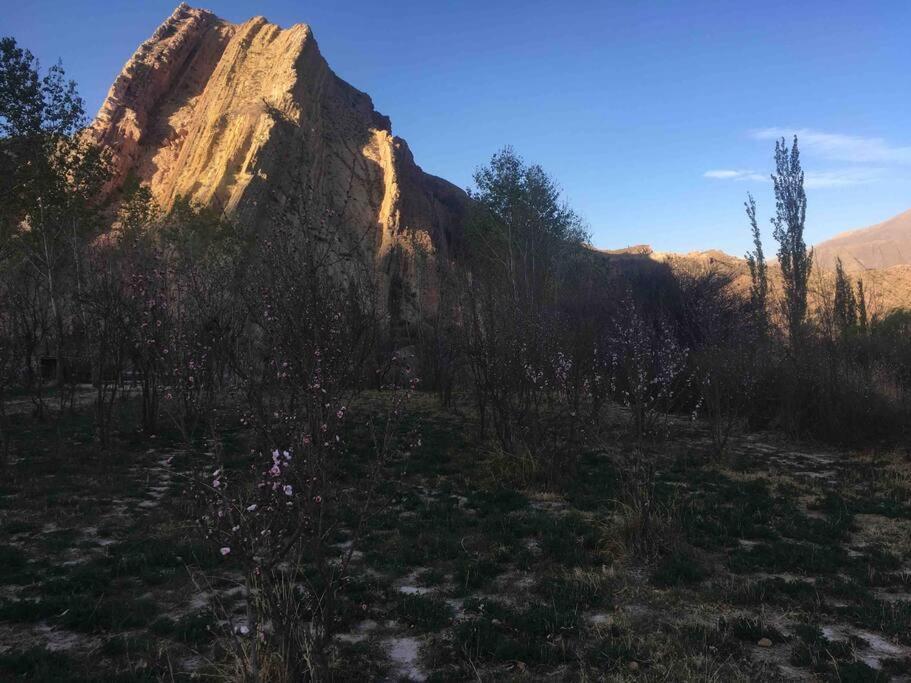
4 37 907 458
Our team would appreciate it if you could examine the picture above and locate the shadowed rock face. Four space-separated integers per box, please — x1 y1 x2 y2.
90 3 468 319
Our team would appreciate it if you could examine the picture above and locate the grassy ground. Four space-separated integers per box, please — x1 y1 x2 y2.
0 393 909 681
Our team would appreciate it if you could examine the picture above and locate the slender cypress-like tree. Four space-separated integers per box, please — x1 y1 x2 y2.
744 193 768 327
833 257 857 333
856 279 868 333
771 136 812 346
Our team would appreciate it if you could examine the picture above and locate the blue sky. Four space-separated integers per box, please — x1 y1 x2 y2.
7 0 911 254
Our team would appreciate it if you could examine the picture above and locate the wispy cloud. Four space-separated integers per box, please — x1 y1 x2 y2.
703 165 882 189
705 128 908 189
703 169 766 182
804 168 882 189
750 128 911 165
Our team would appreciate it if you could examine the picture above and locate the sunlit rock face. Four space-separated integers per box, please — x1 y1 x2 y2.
814 208 911 274
91 3 467 320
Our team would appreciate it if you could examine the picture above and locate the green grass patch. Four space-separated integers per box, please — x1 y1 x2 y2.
651 548 708 587
396 593 453 631
728 539 849 574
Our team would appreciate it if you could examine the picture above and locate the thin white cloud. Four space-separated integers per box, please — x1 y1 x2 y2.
750 128 911 165
703 169 766 182
705 128 907 189
804 168 882 189
704 166 880 189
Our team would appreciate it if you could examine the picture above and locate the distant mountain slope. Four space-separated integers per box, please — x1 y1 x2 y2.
592 244 911 315
814 208 911 274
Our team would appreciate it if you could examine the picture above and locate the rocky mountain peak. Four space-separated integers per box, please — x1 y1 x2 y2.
90 5 467 319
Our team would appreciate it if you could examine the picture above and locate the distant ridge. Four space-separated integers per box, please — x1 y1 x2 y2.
814 208 911 274
592 242 911 314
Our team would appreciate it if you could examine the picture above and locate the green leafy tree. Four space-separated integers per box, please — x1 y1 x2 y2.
0 36 109 397
468 146 588 311
461 147 588 460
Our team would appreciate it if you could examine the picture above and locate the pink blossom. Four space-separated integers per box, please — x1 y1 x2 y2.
220 547 231 556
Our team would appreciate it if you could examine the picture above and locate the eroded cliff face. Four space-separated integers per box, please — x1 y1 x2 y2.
91 3 467 320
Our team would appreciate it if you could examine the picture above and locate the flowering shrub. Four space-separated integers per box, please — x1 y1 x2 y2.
157 214 240 445
198 358 416 679
606 303 691 440
696 342 759 459
159 301 219 443
201 359 416 566
120 244 170 432
193 220 416 679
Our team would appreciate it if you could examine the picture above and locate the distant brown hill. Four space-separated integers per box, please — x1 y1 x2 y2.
814 208 911 274
593 244 911 316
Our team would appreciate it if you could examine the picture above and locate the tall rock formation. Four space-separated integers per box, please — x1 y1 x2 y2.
90 3 468 320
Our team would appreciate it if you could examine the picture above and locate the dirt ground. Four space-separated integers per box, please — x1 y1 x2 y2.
1 395 909 681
